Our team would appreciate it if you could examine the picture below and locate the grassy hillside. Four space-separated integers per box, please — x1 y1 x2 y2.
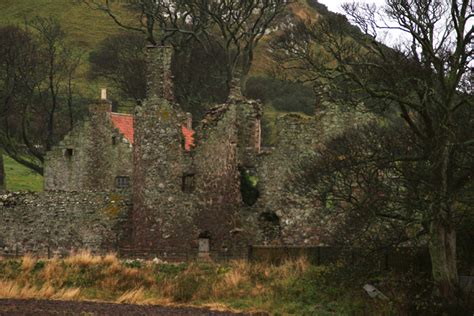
0 0 135 98
0 0 127 50
3 155 43 192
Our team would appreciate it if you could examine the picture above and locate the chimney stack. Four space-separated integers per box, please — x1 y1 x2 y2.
89 88 112 114
101 88 107 101
185 112 192 129
146 45 174 102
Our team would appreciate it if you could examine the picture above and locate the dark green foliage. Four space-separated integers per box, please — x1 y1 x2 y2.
0 259 21 278
155 263 187 276
306 0 364 39
172 40 228 121
63 265 103 287
89 34 228 120
172 273 201 302
32 260 45 273
245 76 314 115
240 169 259 206
123 259 142 269
89 32 147 103
457 210 474 275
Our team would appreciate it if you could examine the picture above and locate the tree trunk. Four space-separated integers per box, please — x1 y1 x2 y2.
428 139 460 305
429 215 459 302
0 153 5 192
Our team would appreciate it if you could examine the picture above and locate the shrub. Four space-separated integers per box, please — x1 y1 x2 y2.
245 76 314 115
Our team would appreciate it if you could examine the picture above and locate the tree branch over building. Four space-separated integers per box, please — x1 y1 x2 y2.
82 0 290 93
273 0 473 305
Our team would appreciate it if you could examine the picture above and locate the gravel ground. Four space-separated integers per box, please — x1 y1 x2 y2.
0 299 267 316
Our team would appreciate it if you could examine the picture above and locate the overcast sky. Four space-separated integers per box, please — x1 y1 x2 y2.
318 0 386 15
317 0 409 46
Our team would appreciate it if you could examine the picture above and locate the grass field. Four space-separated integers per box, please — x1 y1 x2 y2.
3 155 43 192
0 0 136 99
0 252 385 315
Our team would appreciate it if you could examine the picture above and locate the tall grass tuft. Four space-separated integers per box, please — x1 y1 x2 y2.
116 287 147 304
64 250 102 266
21 254 36 272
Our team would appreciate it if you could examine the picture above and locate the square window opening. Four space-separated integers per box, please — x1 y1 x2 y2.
64 148 74 160
115 176 130 189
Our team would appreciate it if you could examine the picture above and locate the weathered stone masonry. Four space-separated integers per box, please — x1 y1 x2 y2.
126 46 261 259
44 100 133 192
0 45 375 260
0 191 130 257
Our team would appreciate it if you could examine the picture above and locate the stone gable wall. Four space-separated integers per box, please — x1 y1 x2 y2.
44 102 133 192
0 191 131 257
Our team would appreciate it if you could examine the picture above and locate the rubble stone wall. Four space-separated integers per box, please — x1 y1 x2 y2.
254 104 375 245
0 191 131 257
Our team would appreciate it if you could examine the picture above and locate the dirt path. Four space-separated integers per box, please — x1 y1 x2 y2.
0 299 265 316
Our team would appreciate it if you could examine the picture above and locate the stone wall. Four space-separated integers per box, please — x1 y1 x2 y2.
254 103 376 245
21 44 378 260
0 191 131 257
44 101 133 192
130 45 193 257
128 46 256 259
193 102 251 257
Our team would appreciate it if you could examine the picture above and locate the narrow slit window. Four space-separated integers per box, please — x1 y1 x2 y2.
181 174 195 193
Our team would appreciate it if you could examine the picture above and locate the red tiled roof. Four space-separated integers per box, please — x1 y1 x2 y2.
181 125 195 151
110 113 134 144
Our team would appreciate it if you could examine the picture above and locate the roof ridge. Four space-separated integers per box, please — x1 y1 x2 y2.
110 112 133 117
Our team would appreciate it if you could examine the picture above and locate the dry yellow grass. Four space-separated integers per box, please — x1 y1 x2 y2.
116 287 147 304
42 258 64 283
0 252 327 315
21 254 36 272
103 253 119 265
64 250 102 266
0 281 80 300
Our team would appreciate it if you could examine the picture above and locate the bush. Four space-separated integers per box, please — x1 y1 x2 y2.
245 76 314 115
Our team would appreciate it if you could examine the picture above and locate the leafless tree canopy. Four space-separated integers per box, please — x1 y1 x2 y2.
274 0 473 303
0 19 82 175
82 0 290 90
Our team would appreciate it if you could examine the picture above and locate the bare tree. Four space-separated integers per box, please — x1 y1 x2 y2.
0 25 45 174
89 33 147 103
65 50 83 131
0 152 4 192
82 0 289 93
30 17 68 151
273 0 474 303
0 19 82 176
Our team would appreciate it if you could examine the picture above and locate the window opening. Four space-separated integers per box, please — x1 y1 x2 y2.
182 173 195 193
115 176 130 188
240 168 259 206
64 148 74 160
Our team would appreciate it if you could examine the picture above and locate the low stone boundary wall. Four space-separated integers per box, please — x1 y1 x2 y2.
0 191 131 257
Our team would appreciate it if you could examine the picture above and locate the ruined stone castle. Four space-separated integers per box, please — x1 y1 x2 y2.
0 46 371 260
